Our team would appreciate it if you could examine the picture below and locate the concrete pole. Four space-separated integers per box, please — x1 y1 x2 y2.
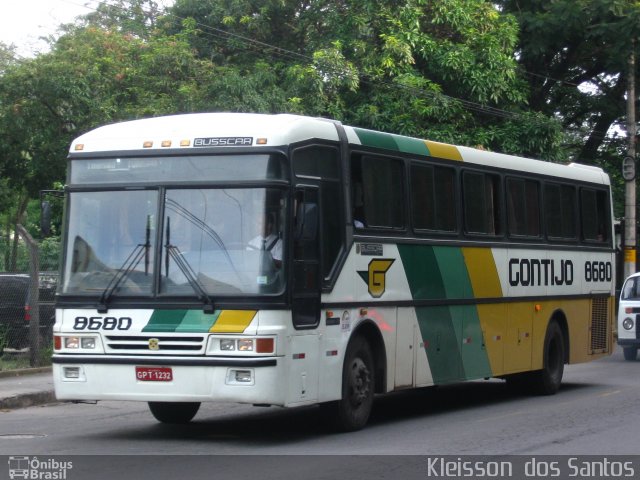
624 46 637 280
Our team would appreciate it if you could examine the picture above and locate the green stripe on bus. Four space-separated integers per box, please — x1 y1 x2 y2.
176 309 221 332
432 247 492 379
353 128 399 151
398 245 492 382
416 306 463 383
394 136 431 156
143 309 221 333
433 247 470 298
353 128 431 156
397 244 445 300
143 310 187 332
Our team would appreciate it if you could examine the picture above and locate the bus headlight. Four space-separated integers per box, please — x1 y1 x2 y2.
220 339 236 351
623 318 635 330
212 337 275 354
55 335 100 351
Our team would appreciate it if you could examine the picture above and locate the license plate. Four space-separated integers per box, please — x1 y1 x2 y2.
135 366 173 382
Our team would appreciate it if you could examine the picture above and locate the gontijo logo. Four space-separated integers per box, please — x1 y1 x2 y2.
358 259 395 298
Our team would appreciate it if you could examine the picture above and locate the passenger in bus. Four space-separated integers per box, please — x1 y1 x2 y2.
352 182 366 228
247 212 282 267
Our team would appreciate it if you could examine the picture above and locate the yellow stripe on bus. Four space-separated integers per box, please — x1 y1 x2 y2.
209 310 257 333
460 248 505 375
425 141 463 161
461 247 502 298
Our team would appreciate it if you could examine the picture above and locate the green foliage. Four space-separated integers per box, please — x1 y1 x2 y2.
2 0 634 236
497 0 640 162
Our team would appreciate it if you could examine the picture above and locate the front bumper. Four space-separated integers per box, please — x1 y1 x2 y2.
52 354 285 405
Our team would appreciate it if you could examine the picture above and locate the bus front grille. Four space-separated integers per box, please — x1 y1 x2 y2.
104 335 206 354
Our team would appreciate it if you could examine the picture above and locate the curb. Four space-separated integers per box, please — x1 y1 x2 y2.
0 390 57 410
0 367 55 410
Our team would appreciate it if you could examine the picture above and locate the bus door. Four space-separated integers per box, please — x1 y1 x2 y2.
286 187 322 404
291 187 322 328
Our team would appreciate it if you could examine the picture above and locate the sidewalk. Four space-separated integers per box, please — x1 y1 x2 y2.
0 368 56 410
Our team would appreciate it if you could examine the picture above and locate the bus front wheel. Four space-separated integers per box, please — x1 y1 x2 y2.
148 401 200 424
332 336 375 432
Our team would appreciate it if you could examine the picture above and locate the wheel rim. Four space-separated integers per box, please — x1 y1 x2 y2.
348 357 371 407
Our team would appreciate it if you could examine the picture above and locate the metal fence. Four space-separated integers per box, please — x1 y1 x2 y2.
0 226 59 367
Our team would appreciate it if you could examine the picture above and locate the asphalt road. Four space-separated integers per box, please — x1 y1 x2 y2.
1 347 639 479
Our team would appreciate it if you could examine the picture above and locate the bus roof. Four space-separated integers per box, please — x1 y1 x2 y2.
344 125 610 186
70 113 609 186
71 113 340 153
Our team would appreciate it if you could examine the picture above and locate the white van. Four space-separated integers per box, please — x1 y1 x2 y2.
618 272 640 361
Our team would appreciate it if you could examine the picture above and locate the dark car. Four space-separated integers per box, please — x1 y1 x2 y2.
0 273 56 352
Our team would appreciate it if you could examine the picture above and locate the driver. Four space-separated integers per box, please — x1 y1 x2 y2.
247 212 282 266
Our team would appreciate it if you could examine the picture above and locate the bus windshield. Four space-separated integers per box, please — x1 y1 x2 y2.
62 187 287 298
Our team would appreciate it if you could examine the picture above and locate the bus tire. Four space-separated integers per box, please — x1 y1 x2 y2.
623 347 638 361
530 320 565 395
148 402 200 424
331 336 375 432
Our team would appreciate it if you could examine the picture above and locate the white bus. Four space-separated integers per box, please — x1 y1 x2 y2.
53 113 615 431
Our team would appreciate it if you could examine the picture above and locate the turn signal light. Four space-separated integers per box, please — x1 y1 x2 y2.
256 338 274 353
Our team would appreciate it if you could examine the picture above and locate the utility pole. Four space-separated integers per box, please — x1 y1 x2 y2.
624 44 637 280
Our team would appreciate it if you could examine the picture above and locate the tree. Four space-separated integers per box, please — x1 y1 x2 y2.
497 0 640 215
0 3 218 268
165 0 564 158
77 0 164 38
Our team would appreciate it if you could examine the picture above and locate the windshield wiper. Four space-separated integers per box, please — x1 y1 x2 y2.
165 198 240 277
164 216 215 314
97 216 152 313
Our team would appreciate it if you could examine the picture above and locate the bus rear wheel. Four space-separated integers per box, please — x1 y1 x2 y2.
332 336 375 432
530 320 565 395
148 401 200 424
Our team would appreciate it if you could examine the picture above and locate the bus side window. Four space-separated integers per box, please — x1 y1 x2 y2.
351 154 405 230
506 177 540 238
580 188 610 244
545 183 577 240
463 171 502 236
352 182 365 228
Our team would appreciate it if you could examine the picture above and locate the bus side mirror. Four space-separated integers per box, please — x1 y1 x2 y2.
41 201 52 236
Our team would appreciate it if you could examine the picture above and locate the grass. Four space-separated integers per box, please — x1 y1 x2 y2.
0 345 53 371
0 352 31 371
0 323 54 370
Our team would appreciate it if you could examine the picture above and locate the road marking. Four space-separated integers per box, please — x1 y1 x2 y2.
597 390 621 398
